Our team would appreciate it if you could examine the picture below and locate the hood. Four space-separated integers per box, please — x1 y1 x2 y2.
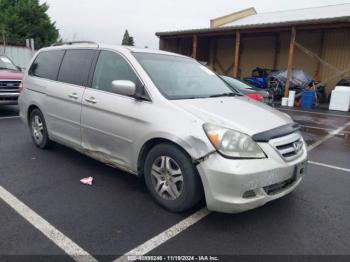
172 96 293 136
0 70 23 80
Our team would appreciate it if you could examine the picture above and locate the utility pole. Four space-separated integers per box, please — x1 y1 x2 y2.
30 38 35 52
1 27 6 55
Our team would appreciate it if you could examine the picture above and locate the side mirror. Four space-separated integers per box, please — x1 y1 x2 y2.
111 80 136 97
17 66 22 72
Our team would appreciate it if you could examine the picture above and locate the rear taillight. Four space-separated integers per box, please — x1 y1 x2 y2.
19 82 24 92
245 93 263 102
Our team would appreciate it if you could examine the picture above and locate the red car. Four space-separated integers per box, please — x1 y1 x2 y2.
0 55 23 105
221 75 274 105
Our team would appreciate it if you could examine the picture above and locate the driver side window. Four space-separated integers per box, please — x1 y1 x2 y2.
92 50 140 93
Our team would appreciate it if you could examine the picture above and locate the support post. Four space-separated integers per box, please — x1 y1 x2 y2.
284 27 296 98
159 38 165 50
208 38 215 69
177 38 181 54
233 31 241 78
192 34 197 59
315 31 325 81
272 34 280 70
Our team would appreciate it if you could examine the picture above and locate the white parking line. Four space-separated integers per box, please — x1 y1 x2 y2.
0 185 98 262
300 124 350 134
0 116 20 120
309 161 350 173
279 108 350 118
113 121 350 261
307 122 350 151
113 208 210 262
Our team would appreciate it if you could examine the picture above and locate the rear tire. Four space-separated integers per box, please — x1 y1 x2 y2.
144 143 202 212
29 109 55 149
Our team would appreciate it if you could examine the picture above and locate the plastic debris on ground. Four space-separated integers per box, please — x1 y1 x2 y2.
80 176 94 186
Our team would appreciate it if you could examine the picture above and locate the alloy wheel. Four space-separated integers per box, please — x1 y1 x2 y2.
151 156 184 200
31 115 44 145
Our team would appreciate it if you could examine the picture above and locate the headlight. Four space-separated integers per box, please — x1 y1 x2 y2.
203 123 266 159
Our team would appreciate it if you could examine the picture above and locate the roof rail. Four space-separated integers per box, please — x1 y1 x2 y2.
51 41 99 47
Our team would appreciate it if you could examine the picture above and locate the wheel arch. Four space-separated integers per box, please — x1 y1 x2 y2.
137 137 194 177
27 104 41 124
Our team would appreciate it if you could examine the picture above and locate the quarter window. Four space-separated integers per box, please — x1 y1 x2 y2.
92 50 140 93
29 50 65 80
57 49 95 86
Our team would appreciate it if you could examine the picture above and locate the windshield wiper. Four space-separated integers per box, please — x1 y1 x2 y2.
0 67 15 70
209 92 242 98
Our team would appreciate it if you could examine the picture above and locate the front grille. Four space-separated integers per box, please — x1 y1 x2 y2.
269 132 304 161
0 97 18 101
0 80 21 91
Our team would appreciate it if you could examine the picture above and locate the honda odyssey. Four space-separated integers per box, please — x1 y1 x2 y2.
19 42 307 213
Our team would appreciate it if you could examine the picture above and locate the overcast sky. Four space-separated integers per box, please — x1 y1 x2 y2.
42 0 350 49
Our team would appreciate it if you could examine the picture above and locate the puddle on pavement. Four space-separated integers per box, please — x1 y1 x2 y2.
300 126 350 146
292 115 348 130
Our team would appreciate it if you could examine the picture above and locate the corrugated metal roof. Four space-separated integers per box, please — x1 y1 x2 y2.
156 3 350 37
222 3 350 28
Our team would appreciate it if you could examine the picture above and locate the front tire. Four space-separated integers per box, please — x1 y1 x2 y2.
144 143 202 212
29 109 55 149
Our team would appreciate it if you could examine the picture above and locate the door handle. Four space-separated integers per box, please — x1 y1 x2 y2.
85 97 97 104
68 93 79 99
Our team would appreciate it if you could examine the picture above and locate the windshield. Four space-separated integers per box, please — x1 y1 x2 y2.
221 76 254 90
0 56 18 71
133 53 236 99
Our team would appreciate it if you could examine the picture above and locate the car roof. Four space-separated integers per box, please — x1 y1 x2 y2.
38 43 187 58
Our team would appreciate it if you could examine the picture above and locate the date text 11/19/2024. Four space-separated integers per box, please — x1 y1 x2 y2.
126 255 220 261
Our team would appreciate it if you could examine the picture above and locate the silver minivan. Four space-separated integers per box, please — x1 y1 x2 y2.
19 42 307 213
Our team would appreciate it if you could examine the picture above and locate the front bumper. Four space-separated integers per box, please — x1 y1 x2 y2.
196 142 307 213
0 92 19 105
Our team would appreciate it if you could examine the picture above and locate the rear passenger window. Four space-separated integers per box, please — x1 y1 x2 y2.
29 50 65 80
92 51 140 93
57 49 95 86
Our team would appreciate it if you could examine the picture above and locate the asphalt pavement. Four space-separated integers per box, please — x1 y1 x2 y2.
0 105 349 262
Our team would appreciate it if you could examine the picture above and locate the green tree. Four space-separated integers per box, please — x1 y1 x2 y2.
121 29 134 46
0 0 59 49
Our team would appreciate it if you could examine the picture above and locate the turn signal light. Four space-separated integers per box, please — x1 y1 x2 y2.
207 132 220 147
